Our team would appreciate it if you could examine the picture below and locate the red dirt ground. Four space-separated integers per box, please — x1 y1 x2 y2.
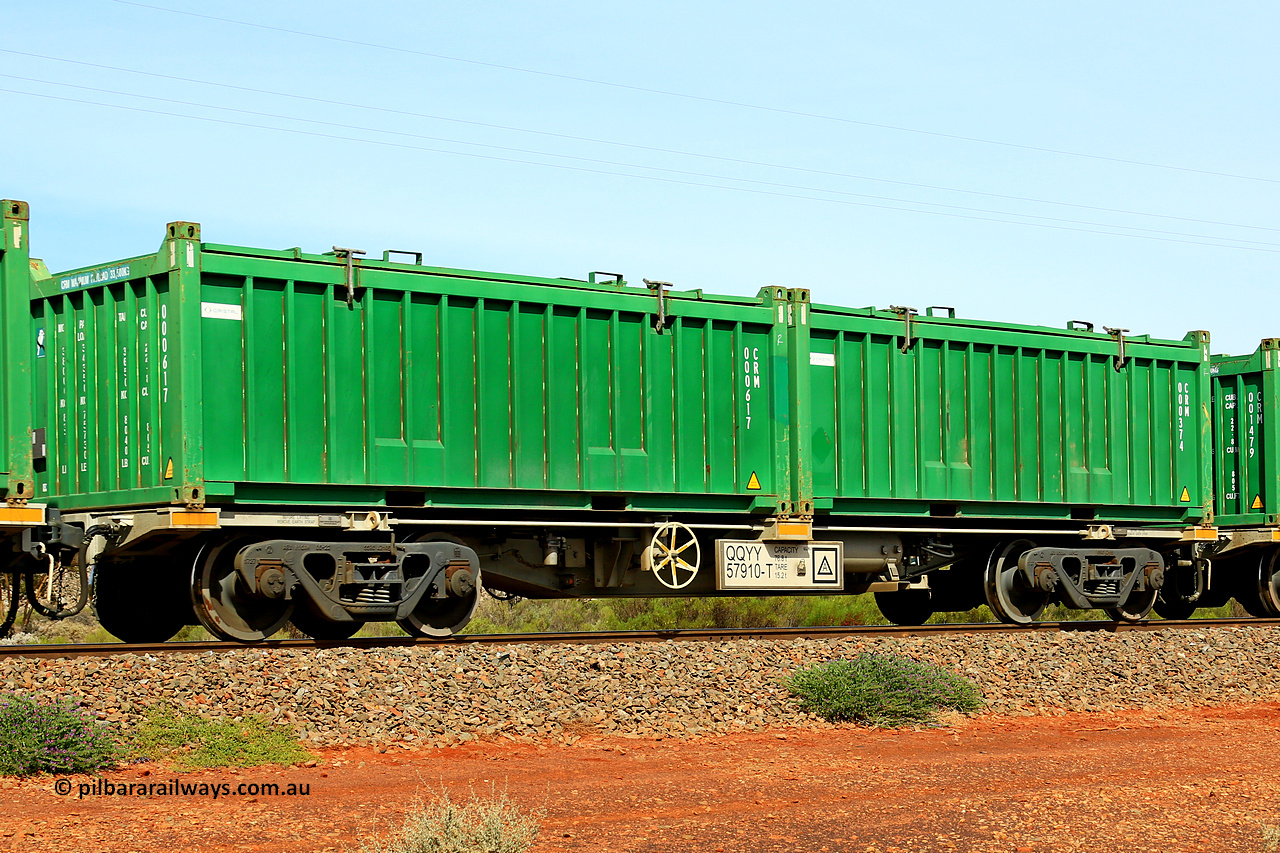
1 704 1278 853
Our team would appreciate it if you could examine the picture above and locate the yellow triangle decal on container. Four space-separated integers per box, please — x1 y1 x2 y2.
746 471 762 491
1179 487 1191 503
1253 494 1264 510
164 457 174 480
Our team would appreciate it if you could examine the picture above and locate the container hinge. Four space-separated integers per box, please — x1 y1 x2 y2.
643 278 673 334
890 305 917 353
1103 326 1129 370
333 247 366 309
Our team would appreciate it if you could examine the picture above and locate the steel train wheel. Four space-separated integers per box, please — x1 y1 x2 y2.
873 590 933 626
396 532 481 638
191 538 293 643
1104 586 1158 622
1238 549 1280 618
290 605 364 641
397 591 480 638
93 558 189 643
0 571 17 638
983 539 1048 625
1258 549 1280 615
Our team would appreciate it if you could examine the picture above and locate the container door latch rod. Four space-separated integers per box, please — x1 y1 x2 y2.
333 247 367 309
643 278 673 334
1104 326 1129 370
890 305 918 353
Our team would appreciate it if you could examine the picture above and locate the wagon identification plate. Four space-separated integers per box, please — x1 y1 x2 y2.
716 540 844 590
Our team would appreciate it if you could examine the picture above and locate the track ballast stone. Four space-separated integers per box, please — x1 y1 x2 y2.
1 626 1275 747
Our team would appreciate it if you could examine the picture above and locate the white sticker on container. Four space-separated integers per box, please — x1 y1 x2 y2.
201 302 243 321
186 243 195 268
809 351 835 367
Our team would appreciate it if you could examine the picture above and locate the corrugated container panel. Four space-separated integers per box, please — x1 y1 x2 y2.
1210 341 1280 526
805 305 1212 522
28 232 789 513
31 265 171 505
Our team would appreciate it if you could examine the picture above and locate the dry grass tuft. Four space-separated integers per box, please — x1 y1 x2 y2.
360 787 542 853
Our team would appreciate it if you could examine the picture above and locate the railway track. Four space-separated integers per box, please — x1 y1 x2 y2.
3 616 1279 660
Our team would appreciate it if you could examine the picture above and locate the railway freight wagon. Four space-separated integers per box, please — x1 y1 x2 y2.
0 201 1229 643
16 205 809 642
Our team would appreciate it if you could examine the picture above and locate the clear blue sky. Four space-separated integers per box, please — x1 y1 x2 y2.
6 1 1277 353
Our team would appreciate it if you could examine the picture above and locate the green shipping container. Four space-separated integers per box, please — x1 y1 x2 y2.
27 221 800 514
798 301 1213 524
1210 341 1280 527
13 208 1216 529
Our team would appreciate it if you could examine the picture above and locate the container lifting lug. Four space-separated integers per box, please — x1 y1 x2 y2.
589 271 624 286
643 279 673 334
333 247 366 309
1104 326 1129 370
890 305 917 353
381 249 422 265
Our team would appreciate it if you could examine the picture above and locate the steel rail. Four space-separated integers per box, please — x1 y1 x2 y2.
2 617 1278 660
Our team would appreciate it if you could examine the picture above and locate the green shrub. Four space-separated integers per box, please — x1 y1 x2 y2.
169 625 214 643
460 590 1247 636
0 692 123 775
134 706 312 769
787 653 984 727
361 787 542 853
354 622 409 638
1260 822 1280 853
461 593 896 634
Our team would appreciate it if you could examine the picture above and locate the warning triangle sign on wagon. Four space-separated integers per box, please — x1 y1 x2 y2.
815 553 835 579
